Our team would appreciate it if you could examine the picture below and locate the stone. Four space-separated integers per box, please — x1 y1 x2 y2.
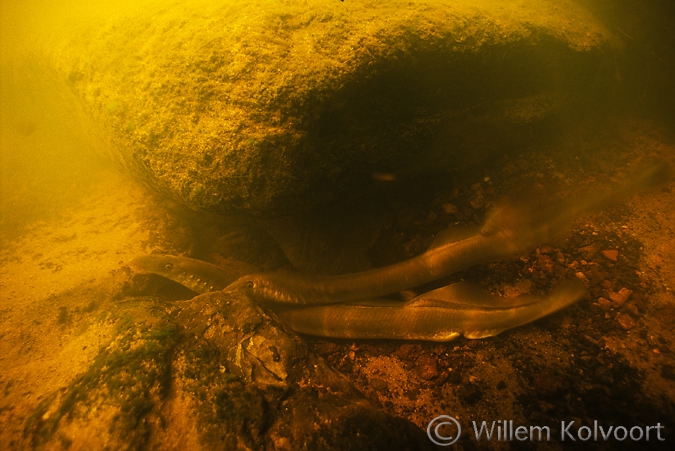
578 243 601 259
616 313 636 330
601 249 619 261
25 290 433 450
442 203 458 214
596 297 612 309
54 0 618 215
415 354 440 380
609 287 633 308
537 253 555 275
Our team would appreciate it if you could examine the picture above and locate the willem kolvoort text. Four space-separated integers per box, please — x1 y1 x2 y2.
471 420 665 442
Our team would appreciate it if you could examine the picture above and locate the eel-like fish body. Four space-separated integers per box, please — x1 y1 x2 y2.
227 160 670 306
129 254 244 293
272 280 586 341
128 161 668 340
228 200 575 306
129 253 586 342
130 204 566 307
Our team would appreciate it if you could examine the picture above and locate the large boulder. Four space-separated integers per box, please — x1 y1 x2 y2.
56 0 618 214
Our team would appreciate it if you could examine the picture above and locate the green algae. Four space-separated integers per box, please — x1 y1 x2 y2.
26 312 180 449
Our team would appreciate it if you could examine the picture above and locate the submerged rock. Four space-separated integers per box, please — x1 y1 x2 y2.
54 0 618 215
25 290 432 450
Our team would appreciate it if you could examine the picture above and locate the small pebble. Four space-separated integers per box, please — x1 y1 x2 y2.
609 287 633 308
578 243 600 258
596 297 612 308
555 250 565 264
625 302 639 316
415 355 440 380
475 350 492 362
436 371 449 386
394 343 420 361
470 193 485 209
616 313 636 330
442 203 458 214
537 254 555 275
601 249 619 261
539 245 555 255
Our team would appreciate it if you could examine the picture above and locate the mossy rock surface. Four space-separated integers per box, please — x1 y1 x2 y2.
56 0 617 214
26 290 432 450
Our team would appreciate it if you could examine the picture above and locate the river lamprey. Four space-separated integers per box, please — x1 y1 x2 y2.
130 161 669 341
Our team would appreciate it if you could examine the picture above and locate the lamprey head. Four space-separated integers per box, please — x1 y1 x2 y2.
227 272 313 305
129 254 176 275
227 274 270 302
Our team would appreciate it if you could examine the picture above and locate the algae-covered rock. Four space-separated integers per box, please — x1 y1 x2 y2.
56 0 617 214
26 290 432 450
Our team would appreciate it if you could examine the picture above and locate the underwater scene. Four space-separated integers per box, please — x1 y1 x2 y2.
1 1 675 450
